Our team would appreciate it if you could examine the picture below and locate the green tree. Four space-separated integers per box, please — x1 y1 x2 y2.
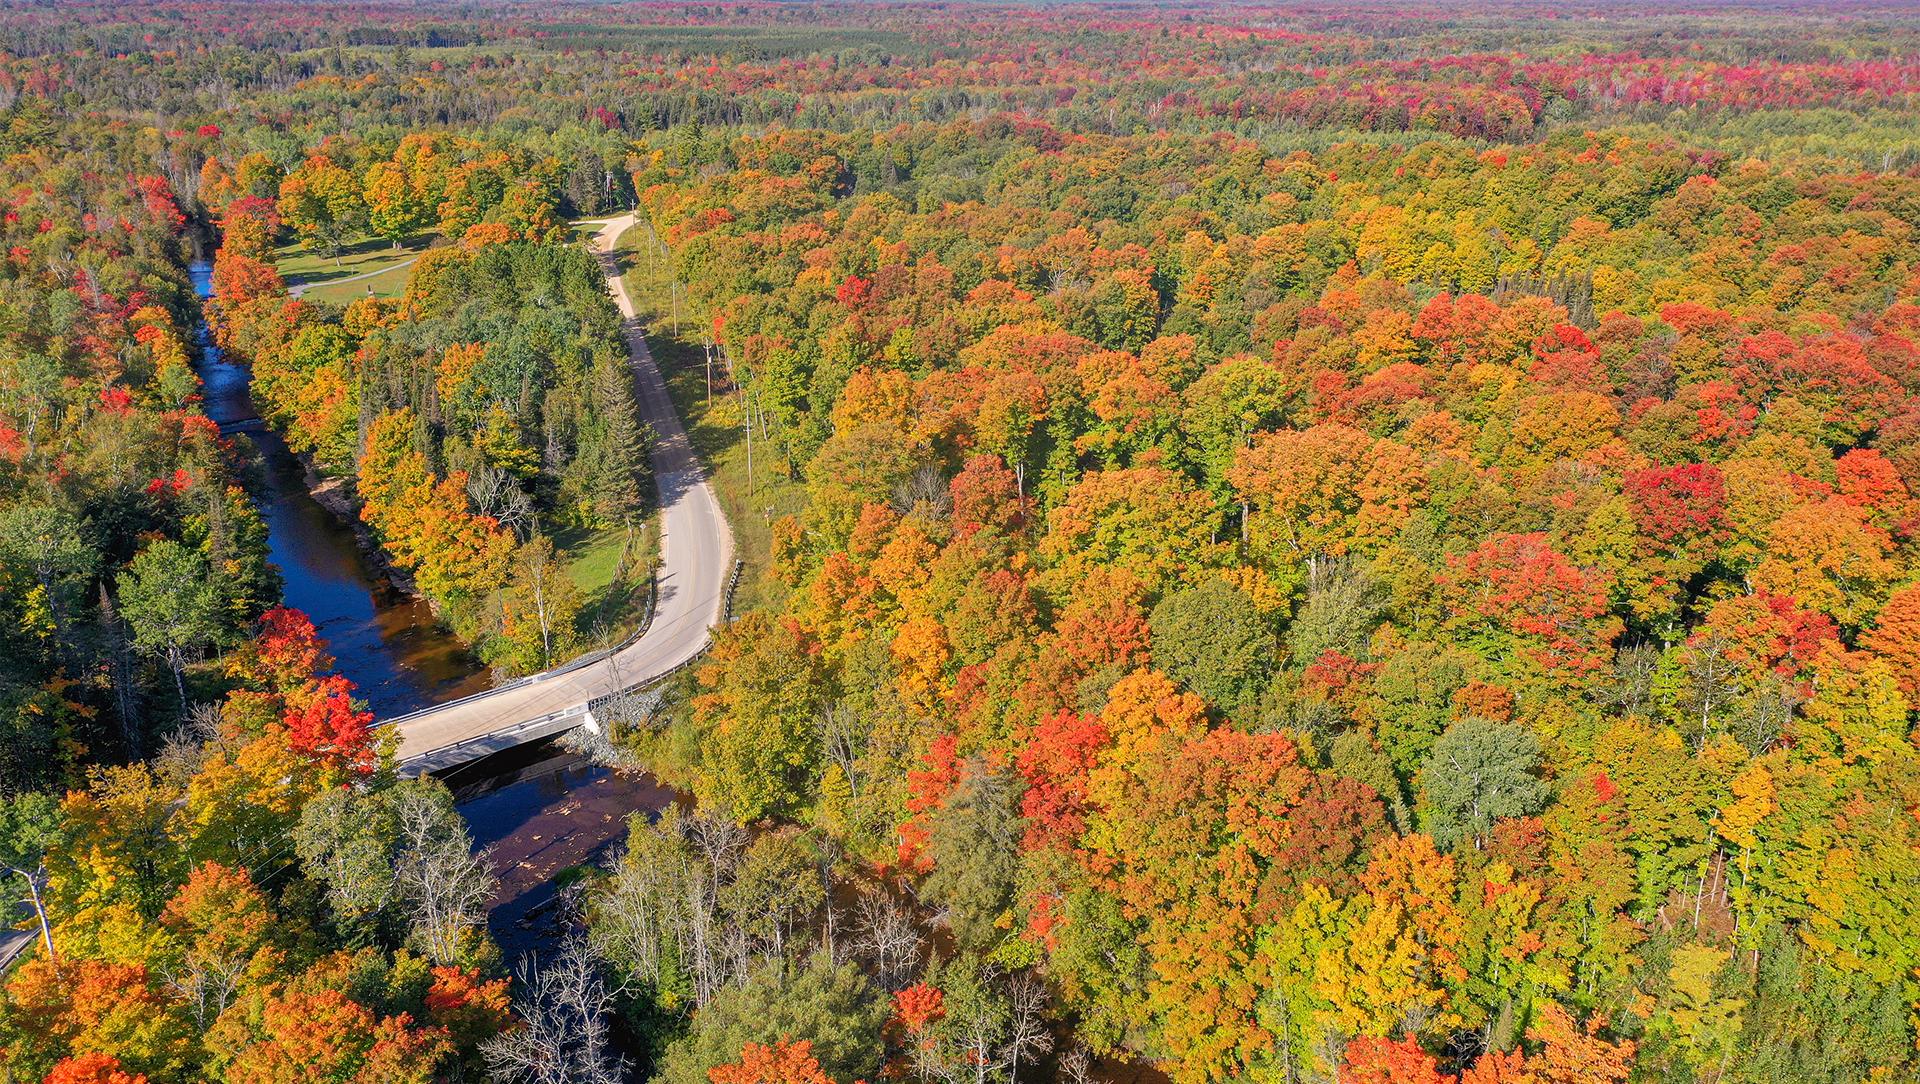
294 778 493 963
582 354 648 525
1418 718 1548 850
116 539 221 708
0 502 95 648
293 782 403 943
1148 576 1275 720
653 952 887 1084
718 829 825 961
0 791 62 961
1737 925 1913 1081
922 766 1023 954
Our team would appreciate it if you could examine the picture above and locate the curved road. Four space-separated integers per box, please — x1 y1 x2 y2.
389 215 734 772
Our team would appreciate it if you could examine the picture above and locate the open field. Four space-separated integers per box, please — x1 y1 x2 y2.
276 234 431 301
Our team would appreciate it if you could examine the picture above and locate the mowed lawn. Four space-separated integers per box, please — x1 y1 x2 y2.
299 260 417 304
277 219 615 304
276 234 432 300
556 521 659 646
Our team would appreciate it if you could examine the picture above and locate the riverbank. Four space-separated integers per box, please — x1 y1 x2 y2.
192 233 697 969
188 258 493 717
302 458 423 599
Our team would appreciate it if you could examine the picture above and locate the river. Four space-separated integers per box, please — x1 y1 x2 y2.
189 256 668 958
190 252 1169 1082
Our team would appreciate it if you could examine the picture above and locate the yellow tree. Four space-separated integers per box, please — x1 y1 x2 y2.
1751 498 1898 630
1038 465 1223 604
1320 835 1465 1039
1228 423 1424 576
276 154 363 262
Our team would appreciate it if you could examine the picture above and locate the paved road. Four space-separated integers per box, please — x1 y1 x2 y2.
390 215 735 771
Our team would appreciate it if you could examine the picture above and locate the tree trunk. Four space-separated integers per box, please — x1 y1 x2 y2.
168 645 188 710
20 871 52 963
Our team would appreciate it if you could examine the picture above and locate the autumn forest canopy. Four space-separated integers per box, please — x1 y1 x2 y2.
2 1 1920 1082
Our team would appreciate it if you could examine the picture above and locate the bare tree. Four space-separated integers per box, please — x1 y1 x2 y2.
683 805 749 884
851 890 922 992
1057 1046 1095 1084
1736 681 1800 754
1675 632 1744 748
589 806 749 1009
1004 973 1053 1084
589 836 676 991
821 700 865 799
154 702 223 786
892 463 952 519
1603 643 1660 718
468 465 537 537
911 960 1052 1084
483 936 627 1084
161 929 255 1029
392 783 497 966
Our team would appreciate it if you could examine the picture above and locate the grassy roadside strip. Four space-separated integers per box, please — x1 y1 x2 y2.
617 223 804 617
557 520 659 649
559 218 665 650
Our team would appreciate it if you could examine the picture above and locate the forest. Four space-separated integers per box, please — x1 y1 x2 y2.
0 1 1918 1083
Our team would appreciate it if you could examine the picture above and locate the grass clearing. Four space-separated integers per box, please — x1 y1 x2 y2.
555 520 659 648
276 233 430 284
617 223 804 616
299 259 416 304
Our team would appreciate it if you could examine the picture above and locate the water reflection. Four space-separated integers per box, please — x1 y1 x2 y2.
448 737 678 958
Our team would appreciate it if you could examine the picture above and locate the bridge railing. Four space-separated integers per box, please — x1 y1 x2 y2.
391 557 746 776
397 702 593 777
379 554 742 733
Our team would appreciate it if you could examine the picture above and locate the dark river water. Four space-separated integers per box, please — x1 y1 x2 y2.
189 258 671 956
445 737 682 957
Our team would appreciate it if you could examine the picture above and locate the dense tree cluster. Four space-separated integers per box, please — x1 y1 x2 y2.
0 133 277 782
209 221 648 672
0 602 509 1083
602 35 1920 1084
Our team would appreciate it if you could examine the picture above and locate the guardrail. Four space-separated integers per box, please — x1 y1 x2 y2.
399 557 748 776
379 568 644 729
722 558 745 622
